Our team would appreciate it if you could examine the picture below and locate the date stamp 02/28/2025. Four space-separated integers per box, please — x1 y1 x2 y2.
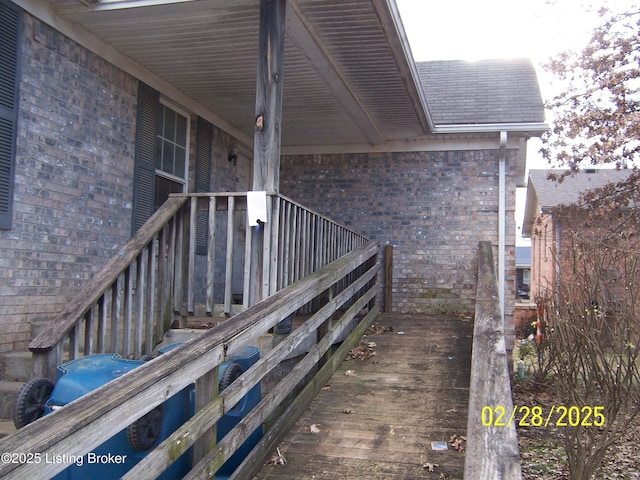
481 405 605 428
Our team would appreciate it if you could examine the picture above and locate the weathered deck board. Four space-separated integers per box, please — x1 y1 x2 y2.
255 313 473 480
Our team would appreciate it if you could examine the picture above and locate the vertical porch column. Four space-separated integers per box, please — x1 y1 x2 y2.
249 0 286 306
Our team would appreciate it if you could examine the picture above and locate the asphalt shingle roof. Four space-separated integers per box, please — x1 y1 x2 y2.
528 169 632 209
417 59 546 126
522 169 633 236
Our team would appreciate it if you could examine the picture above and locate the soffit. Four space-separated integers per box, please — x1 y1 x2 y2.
42 0 431 148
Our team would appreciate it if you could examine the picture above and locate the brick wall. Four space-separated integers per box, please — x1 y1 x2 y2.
0 15 138 353
0 13 241 353
280 149 518 321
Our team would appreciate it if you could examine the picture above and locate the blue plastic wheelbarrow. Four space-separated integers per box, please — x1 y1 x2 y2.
14 344 262 479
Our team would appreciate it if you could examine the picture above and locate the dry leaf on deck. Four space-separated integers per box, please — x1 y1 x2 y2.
422 462 439 472
310 424 321 434
265 447 286 466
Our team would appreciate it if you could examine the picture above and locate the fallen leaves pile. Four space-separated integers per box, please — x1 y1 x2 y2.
448 434 466 453
348 323 394 360
348 340 377 360
367 324 394 335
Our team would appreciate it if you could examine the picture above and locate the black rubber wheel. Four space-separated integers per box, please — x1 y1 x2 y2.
219 362 243 392
127 405 163 451
13 377 54 429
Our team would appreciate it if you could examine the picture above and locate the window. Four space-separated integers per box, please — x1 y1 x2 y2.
132 84 213 251
154 102 189 209
132 83 191 233
0 0 22 230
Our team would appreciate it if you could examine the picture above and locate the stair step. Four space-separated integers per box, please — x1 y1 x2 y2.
0 351 33 383
0 381 22 421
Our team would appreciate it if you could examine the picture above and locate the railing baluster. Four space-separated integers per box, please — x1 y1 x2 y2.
262 198 272 297
123 266 132 358
225 196 235 316
174 206 185 316
270 196 281 295
134 252 146 359
157 224 168 344
206 197 217 315
292 206 299 282
301 209 308 279
187 197 198 315
243 203 252 310
69 323 79 361
84 308 94 356
97 295 106 353
146 239 157 355
110 275 121 353
283 201 291 288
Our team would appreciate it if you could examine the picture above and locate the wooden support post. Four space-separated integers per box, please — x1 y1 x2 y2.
249 0 286 306
384 244 393 312
253 0 286 193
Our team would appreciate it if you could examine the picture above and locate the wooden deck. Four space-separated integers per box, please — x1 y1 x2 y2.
255 313 473 480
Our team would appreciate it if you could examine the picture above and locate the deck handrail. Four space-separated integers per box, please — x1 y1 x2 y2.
28 192 368 379
464 241 522 479
1 240 381 479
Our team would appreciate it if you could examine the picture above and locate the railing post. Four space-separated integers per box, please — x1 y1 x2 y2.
384 244 393 313
31 346 61 380
193 367 219 464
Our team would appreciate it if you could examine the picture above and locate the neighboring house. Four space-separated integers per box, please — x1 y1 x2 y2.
515 246 531 299
0 0 546 358
522 168 632 299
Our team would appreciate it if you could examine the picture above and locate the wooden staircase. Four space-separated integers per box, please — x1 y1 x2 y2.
0 192 380 479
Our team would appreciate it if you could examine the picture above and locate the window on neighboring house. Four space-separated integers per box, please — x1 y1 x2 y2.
0 0 22 230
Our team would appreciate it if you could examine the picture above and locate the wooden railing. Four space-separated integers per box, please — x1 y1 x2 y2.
29 195 188 379
1 240 381 479
28 192 367 379
464 241 522 479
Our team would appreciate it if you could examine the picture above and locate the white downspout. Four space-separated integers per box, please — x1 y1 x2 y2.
499 131 507 331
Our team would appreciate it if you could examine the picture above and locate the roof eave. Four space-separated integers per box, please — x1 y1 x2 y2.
376 0 435 133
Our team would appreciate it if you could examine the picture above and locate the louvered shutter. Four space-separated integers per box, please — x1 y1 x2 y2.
131 82 160 234
0 0 21 230
195 117 212 254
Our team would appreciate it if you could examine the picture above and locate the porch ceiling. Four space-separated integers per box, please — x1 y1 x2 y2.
40 0 433 148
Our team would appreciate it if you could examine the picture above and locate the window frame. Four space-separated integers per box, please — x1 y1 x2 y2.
155 98 190 195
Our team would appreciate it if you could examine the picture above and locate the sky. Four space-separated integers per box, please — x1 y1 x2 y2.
395 0 634 243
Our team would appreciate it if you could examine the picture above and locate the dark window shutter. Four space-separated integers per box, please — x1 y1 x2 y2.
0 0 22 230
132 82 160 234
195 117 213 254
